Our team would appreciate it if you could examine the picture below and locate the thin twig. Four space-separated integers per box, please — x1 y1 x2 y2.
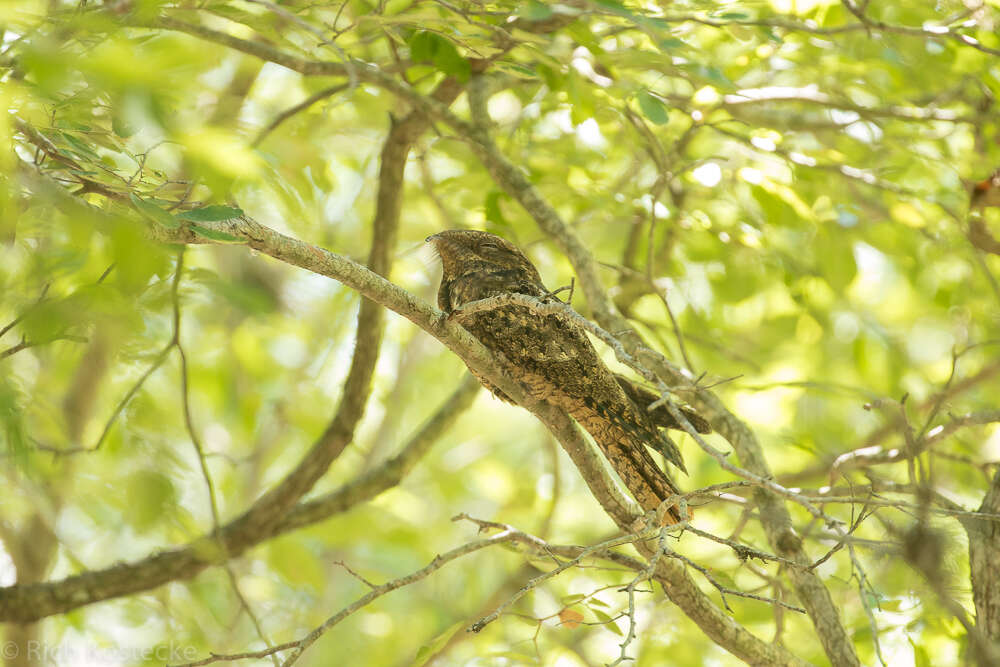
0 283 50 340
252 83 350 147
467 524 666 634
173 530 522 667
0 335 88 360
171 249 276 663
90 344 172 450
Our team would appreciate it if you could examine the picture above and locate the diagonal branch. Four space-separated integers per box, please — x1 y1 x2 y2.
0 357 483 624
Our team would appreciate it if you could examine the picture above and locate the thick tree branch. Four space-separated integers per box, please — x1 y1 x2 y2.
965 468 1000 647
278 373 481 530
0 356 482 623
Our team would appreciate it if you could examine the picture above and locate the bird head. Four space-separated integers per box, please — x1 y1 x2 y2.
425 230 542 283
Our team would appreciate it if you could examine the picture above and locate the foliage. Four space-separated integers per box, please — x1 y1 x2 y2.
1 0 999 665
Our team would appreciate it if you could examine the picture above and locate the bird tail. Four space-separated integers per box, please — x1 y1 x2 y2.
570 406 686 524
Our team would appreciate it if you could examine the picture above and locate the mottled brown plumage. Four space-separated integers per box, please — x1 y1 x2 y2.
427 229 710 522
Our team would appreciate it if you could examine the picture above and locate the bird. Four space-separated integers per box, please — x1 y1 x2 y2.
426 229 710 523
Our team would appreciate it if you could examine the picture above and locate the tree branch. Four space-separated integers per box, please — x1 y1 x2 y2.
965 467 1000 648
0 356 482 623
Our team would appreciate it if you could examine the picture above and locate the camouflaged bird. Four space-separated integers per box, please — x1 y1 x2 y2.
427 229 710 523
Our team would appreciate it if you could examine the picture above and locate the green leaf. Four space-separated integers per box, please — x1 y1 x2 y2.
20 296 80 342
60 131 100 159
408 30 437 63
125 470 176 532
517 0 552 21
188 267 277 313
816 229 857 291
268 539 325 591
536 63 563 91
413 621 465 666
697 65 735 89
712 262 761 302
111 218 170 291
112 112 135 138
658 37 686 50
752 185 802 227
591 608 623 635
188 224 243 243
0 378 28 467
495 62 539 79
130 193 179 229
177 205 244 222
592 0 630 18
433 45 471 81
407 31 470 81
566 71 595 123
633 14 670 30
565 22 600 51
761 26 783 42
485 190 511 229
909 637 931 667
637 90 670 124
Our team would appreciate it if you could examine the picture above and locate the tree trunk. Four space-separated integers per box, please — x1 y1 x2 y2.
966 469 1000 646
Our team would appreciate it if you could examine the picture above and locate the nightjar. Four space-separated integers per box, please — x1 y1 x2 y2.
427 229 709 523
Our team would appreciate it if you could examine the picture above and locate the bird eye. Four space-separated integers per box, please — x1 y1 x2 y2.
480 241 501 251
